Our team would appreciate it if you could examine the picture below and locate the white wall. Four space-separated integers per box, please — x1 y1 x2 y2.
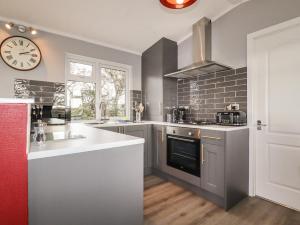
0 21 141 98
178 0 300 69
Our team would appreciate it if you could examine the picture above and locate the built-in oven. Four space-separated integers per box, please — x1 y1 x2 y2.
166 126 201 177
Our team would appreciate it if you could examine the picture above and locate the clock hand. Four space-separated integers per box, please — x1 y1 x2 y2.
19 52 31 55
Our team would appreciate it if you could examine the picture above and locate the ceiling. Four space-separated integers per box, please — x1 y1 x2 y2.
0 0 248 55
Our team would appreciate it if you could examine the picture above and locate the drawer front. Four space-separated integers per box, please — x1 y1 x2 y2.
201 130 225 146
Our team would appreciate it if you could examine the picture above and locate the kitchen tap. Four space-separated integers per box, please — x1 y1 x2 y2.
99 102 107 121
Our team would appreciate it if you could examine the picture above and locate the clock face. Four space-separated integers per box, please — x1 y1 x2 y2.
0 36 42 71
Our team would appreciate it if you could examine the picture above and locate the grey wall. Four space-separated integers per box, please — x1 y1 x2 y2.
178 0 300 69
0 21 141 98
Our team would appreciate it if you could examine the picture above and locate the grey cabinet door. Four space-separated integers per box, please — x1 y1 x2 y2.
124 125 149 168
152 125 166 170
142 38 177 122
98 126 120 133
201 143 225 198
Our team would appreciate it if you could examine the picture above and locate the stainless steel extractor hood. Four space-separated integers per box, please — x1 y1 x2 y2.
164 17 232 79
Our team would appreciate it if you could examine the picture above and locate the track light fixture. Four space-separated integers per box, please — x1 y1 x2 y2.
4 22 37 35
5 22 13 30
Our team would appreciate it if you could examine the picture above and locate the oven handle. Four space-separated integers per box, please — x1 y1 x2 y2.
168 136 197 143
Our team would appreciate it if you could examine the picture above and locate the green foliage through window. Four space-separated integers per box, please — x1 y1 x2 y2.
66 81 96 120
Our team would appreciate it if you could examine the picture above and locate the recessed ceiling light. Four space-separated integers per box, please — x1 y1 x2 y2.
160 0 197 9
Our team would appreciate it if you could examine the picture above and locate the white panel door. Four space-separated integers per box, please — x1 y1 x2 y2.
252 19 300 211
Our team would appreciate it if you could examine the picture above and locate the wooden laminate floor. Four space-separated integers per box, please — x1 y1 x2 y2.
144 175 300 225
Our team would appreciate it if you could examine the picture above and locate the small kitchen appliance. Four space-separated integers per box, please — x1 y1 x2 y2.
216 111 247 126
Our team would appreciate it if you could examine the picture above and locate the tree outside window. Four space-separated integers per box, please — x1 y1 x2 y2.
66 81 96 120
100 68 126 118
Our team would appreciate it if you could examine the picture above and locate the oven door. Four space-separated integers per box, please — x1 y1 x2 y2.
167 135 200 177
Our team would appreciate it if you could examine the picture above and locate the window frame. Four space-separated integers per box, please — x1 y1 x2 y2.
65 53 132 121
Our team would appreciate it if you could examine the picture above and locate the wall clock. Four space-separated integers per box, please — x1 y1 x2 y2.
0 36 42 71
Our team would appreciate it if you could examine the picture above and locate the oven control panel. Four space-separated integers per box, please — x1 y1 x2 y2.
166 126 201 139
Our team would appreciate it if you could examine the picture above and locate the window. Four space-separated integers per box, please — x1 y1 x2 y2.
66 81 96 120
65 54 131 121
70 62 93 77
100 67 127 118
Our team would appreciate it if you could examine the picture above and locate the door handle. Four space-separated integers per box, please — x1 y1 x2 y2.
168 136 196 143
201 144 205 165
257 120 267 130
161 127 165 143
201 136 222 140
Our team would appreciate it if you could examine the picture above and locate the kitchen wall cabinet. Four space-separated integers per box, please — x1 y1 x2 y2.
142 38 178 121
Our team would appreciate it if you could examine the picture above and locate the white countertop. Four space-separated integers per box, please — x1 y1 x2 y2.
88 120 249 131
29 120 248 160
28 123 145 160
0 98 34 104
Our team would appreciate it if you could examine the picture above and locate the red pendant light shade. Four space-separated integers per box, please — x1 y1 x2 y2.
160 0 197 9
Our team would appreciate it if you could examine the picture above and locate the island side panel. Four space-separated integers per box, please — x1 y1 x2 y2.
28 144 144 225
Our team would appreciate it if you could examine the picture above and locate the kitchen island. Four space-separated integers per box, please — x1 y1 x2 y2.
28 123 144 225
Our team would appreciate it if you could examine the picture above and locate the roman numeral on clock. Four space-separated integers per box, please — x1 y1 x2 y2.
12 40 17 46
6 55 13 60
4 51 11 54
12 60 17 65
30 58 36 63
19 40 23 46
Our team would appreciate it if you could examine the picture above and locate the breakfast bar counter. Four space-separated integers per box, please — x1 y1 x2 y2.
28 123 144 225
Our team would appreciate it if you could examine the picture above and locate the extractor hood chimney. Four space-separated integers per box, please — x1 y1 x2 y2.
164 17 232 79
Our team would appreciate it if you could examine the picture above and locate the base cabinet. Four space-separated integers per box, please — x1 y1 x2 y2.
201 142 225 198
99 126 120 133
99 124 249 210
124 125 152 172
98 125 152 174
152 125 166 170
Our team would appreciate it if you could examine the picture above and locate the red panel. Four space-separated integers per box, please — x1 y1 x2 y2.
0 104 28 225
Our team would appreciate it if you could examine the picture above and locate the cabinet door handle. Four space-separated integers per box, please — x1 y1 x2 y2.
202 135 222 140
161 127 165 143
201 144 205 165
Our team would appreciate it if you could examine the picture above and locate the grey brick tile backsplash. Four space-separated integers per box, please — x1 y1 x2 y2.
177 67 247 121
15 78 65 106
